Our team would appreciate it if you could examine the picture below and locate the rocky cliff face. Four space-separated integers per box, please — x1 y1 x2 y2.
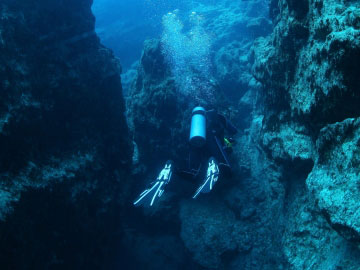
253 0 360 124
0 0 132 268
126 39 190 168
252 0 360 268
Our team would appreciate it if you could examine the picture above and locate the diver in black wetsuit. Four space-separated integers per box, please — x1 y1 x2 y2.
133 106 237 207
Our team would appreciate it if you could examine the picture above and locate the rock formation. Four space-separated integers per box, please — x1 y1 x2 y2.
0 0 132 268
252 0 360 268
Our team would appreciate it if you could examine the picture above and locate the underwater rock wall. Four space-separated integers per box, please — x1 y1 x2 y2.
126 39 190 168
252 0 360 268
207 0 272 101
0 0 132 268
253 0 360 124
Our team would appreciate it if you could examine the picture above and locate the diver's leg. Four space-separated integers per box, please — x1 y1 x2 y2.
213 135 232 177
177 146 202 180
192 157 220 199
133 160 173 207
133 182 160 206
214 136 230 166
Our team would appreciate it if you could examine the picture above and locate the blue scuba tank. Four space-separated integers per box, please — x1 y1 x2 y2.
189 107 206 147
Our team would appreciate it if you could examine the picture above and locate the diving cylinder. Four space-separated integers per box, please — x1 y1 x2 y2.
189 107 206 147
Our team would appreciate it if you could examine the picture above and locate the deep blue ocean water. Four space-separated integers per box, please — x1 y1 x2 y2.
92 0 191 69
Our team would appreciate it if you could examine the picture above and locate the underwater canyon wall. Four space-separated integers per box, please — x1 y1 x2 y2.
252 0 360 269
0 0 132 268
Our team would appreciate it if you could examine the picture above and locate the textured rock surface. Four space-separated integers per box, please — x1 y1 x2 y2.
0 0 132 268
251 0 360 268
283 184 360 270
307 118 360 242
180 200 239 269
203 0 272 100
177 113 288 270
261 120 314 162
126 39 189 168
253 0 360 126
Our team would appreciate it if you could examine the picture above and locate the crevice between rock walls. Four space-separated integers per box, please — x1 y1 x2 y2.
122 0 360 268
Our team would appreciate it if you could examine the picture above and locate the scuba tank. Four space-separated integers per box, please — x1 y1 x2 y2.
189 107 206 147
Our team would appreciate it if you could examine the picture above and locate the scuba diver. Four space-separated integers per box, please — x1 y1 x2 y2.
133 106 237 207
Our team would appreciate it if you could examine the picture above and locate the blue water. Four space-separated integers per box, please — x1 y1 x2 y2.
161 11 214 100
92 0 191 69
92 0 270 96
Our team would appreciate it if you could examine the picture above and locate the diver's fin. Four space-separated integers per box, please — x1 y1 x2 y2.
133 160 173 207
193 157 219 199
133 181 166 207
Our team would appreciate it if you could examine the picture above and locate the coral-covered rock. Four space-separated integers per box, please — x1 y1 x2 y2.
204 0 272 100
307 118 360 242
282 186 360 270
0 0 132 268
214 41 254 100
261 120 314 162
179 200 239 268
122 232 195 270
126 39 191 167
252 0 360 127
251 0 360 267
